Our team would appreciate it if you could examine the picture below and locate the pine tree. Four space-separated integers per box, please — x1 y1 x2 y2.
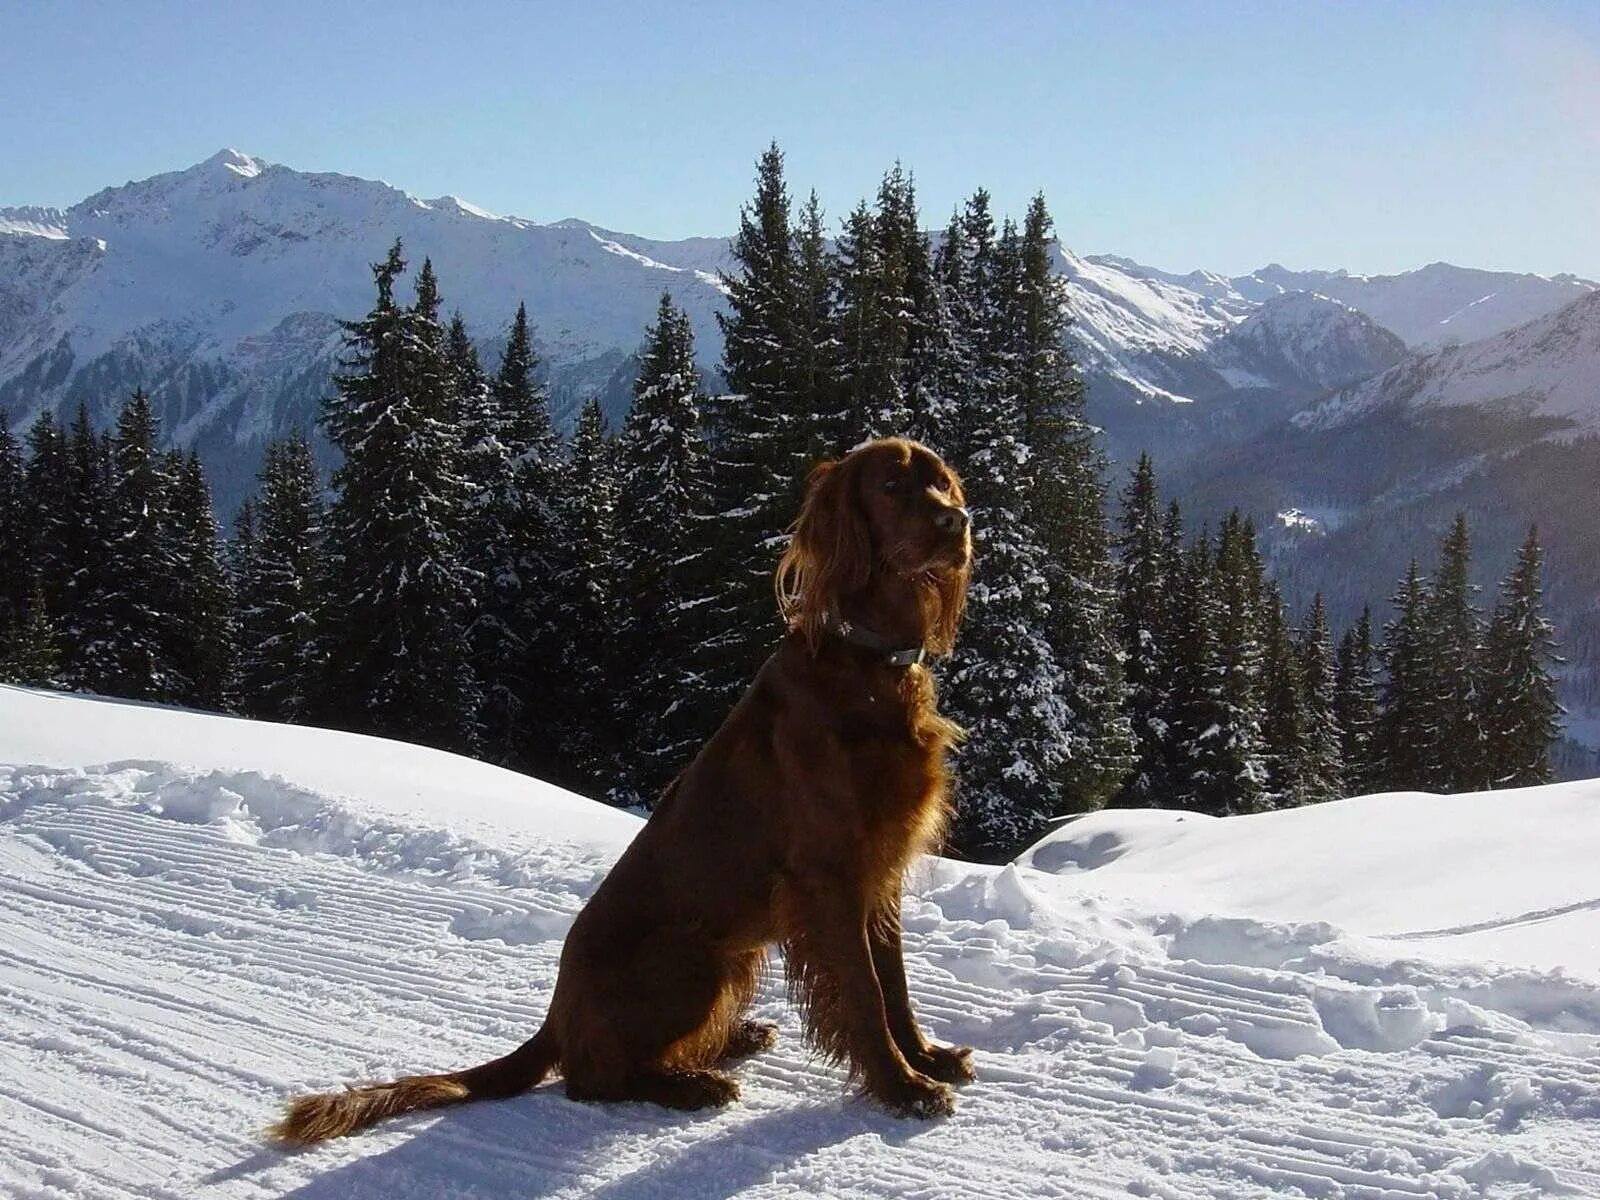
237 434 323 721
1259 582 1309 807
551 397 620 794
495 302 570 774
1295 593 1344 803
1421 514 1486 791
230 500 257 592
1205 513 1269 813
1163 533 1234 813
790 190 841 457
613 292 713 803
165 451 236 709
1334 607 1380 794
941 192 1075 857
317 242 480 752
1376 561 1433 791
833 199 883 445
0 417 28 639
54 406 118 687
1114 454 1171 806
832 165 922 444
695 144 808 738
916 209 974 455
1481 527 1562 787
0 579 58 687
90 391 177 699
23 412 71 620
1013 193 1132 808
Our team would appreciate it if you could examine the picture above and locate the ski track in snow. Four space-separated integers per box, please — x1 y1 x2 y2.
2 761 1598 1199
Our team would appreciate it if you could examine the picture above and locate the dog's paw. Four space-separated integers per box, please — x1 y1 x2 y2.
722 1019 779 1060
875 1073 956 1119
913 1043 977 1085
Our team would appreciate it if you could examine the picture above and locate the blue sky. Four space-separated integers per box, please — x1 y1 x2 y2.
4 1 1597 278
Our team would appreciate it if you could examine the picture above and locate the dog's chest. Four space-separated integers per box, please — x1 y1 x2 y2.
851 733 950 868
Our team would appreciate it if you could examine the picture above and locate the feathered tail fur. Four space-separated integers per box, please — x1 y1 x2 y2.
269 1027 557 1144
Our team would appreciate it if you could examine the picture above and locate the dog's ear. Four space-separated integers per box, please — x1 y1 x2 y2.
776 456 872 650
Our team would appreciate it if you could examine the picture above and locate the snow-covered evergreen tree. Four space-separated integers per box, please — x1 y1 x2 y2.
0 417 27 639
1421 514 1486 791
695 144 809 734
1334 607 1380 794
613 292 713 804
1481 526 1562 787
164 451 236 710
1376 561 1433 791
551 397 620 794
1113 454 1170 806
1013 193 1132 808
832 165 922 444
24 412 72 624
0 579 58 687
1163 533 1233 812
89 391 177 700
461 302 553 767
1295 593 1344 803
53 407 117 688
1204 513 1269 813
789 190 841 461
1260 582 1310 807
237 434 323 722
941 192 1075 857
317 243 480 753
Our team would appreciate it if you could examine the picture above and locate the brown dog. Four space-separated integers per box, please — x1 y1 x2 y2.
272 437 975 1143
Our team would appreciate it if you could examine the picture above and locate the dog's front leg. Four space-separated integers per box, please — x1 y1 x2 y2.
786 882 955 1118
869 900 977 1086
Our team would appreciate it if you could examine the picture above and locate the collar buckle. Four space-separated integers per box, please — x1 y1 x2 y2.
822 612 929 668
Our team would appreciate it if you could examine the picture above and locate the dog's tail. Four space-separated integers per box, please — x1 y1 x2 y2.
268 1026 558 1145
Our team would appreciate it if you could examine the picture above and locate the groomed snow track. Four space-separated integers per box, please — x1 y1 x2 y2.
2 757 1598 1199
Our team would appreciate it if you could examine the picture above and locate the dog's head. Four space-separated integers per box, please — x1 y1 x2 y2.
776 437 971 655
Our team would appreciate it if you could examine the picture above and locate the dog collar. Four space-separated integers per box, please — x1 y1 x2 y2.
821 612 928 667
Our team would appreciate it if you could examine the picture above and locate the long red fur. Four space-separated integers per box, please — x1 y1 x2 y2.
271 437 976 1142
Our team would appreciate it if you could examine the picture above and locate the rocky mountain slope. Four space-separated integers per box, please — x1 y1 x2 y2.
3 149 1592 510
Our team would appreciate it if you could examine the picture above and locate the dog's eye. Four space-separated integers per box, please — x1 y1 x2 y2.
882 479 901 494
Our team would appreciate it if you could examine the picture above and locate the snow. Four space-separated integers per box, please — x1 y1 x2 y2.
1295 290 1600 433
1019 788 1600 978
4 148 1595 475
3 684 1599 1196
1275 508 1325 535
1234 263 1596 349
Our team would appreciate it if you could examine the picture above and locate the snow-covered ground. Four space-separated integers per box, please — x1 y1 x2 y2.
3 684 1598 1198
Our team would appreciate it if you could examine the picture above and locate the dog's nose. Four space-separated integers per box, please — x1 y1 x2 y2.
936 506 971 535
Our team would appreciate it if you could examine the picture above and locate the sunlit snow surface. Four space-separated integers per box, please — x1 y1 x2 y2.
2 684 1597 1198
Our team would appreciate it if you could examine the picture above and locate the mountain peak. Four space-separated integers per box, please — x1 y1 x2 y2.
198 148 266 179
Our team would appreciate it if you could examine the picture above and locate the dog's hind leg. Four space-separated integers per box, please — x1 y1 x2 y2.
562 934 746 1109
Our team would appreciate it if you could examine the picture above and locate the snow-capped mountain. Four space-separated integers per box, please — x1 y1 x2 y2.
4 149 1593 512
1207 292 1408 396
1234 262 1599 349
0 150 732 503
1294 289 1600 433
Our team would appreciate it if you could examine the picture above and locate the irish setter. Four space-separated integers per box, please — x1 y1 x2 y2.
272 437 975 1142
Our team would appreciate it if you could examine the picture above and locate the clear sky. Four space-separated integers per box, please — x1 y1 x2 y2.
3 0 1597 279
